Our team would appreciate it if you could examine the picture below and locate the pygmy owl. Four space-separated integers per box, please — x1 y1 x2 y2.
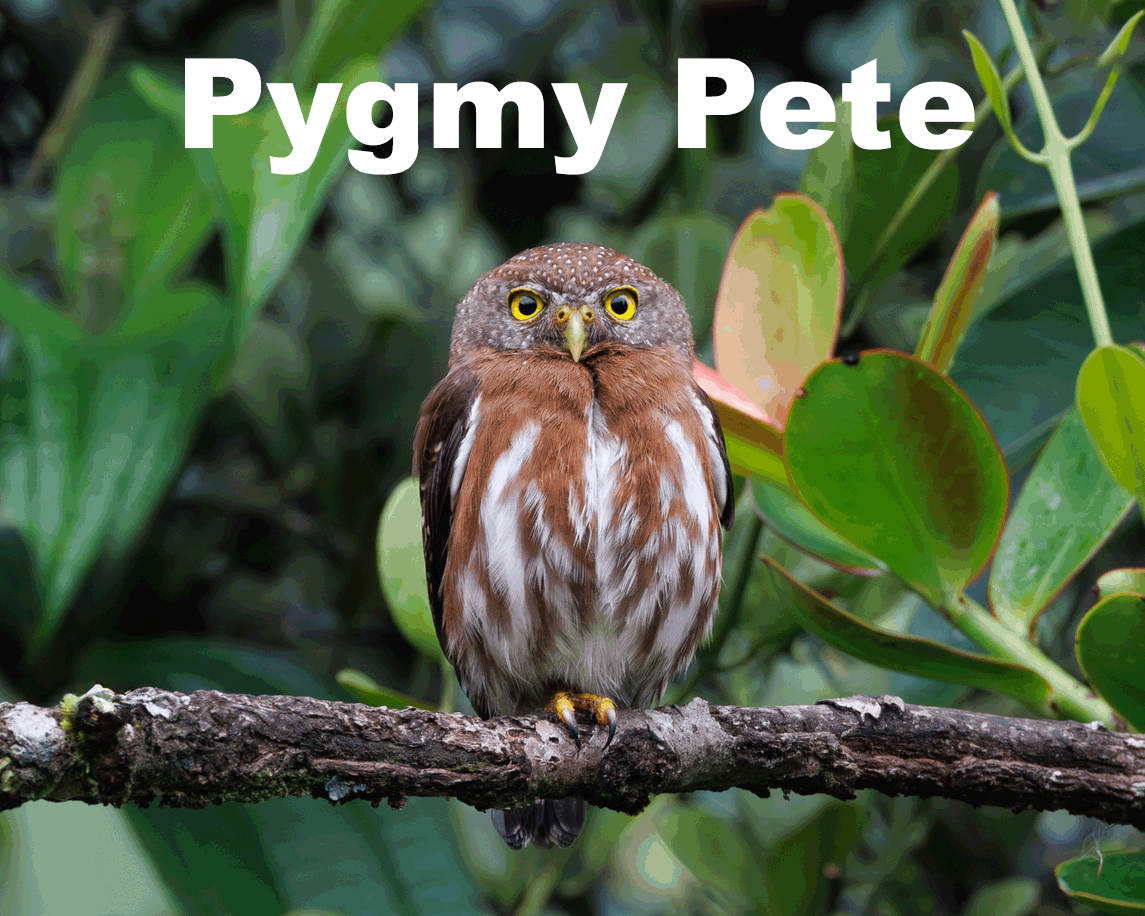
413 242 733 849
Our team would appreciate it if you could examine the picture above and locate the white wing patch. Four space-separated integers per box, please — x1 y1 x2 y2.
450 395 482 505
690 388 728 523
473 421 540 656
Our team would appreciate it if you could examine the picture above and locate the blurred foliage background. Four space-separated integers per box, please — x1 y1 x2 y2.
1 0 1144 913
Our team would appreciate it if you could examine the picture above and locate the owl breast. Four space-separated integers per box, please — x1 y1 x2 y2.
439 346 725 717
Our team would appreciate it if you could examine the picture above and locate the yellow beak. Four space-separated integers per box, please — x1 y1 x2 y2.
560 307 592 362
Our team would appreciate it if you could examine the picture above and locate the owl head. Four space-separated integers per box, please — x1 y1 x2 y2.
448 243 696 367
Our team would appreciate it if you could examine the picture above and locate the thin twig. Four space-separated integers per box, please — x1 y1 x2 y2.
20 6 127 189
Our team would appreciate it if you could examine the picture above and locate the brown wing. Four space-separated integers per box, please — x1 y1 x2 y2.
412 365 480 655
695 386 735 531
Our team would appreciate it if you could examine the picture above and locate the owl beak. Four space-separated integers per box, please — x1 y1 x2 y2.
558 306 592 362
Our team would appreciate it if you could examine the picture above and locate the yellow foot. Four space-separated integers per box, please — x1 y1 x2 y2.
545 691 619 749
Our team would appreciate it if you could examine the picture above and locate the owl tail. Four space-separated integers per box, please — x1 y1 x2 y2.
491 799 586 849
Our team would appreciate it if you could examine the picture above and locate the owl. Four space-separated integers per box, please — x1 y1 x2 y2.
413 242 733 849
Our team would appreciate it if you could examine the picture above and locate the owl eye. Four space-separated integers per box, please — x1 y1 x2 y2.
508 288 545 321
604 286 639 321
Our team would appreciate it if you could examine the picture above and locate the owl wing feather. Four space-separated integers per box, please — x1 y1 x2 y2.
695 385 735 531
412 364 480 656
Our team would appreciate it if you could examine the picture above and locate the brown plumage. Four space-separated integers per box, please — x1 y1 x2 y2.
413 243 733 849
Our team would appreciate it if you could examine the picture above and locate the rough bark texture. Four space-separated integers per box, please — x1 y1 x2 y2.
3 686 1145 826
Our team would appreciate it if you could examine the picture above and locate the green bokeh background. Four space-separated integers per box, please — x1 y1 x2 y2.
1 0 1144 913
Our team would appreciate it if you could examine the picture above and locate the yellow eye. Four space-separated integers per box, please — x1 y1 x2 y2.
508 288 545 321
604 286 639 321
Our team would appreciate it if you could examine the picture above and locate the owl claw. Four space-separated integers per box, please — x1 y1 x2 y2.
547 691 582 749
560 707 581 749
546 691 621 750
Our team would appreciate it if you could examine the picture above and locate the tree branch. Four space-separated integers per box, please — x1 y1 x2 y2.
3 686 1144 827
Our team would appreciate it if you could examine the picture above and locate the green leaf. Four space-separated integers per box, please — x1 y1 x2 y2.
767 803 864 916
294 0 426 86
9 287 227 648
962 876 1041 916
712 195 842 425
916 193 999 374
130 60 376 343
693 361 787 487
627 213 735 349
1076 591 1145 731
784 351 1008 607
664 806 775 912
964 30 1040 163
1056 850 1145 914
1077 344 1145 510
847 116 960 290
55 74 212 312
1097 568 1145 600
1070 11 1145 149
760 559 1054 707
335 668 434 710
798 99 853 243
990 409 1134 633
802 112 959 294
752 478 882 575
1097 10 1145 68
377 477 444 664
0 804 175 916
952 221 1145 458
0 272 84 346
125 806 284 916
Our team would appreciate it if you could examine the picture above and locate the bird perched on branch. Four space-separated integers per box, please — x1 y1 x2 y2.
413 242 733 849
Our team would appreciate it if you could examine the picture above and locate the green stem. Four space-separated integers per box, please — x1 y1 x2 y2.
949 594 1115 725
1048 150 1114 346
996 0 1114 348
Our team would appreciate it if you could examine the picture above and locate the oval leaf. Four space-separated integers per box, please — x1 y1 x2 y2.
915 192 999 374
1097 568 1145 601
1056 850 1145 915
784 351 1008 607
760 559 1053 709
752 479 883 576
1076 591 1145 731
990 409 1134 633
376 476 445 663
964 31 1018 145
1077 344 1145 507
713 194 843 425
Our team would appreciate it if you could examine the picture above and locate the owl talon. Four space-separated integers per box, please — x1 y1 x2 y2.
547 691 582 748
561 709 581 748
603 706 617 749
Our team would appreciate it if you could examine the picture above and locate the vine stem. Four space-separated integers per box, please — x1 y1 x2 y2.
996 0 1114 348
